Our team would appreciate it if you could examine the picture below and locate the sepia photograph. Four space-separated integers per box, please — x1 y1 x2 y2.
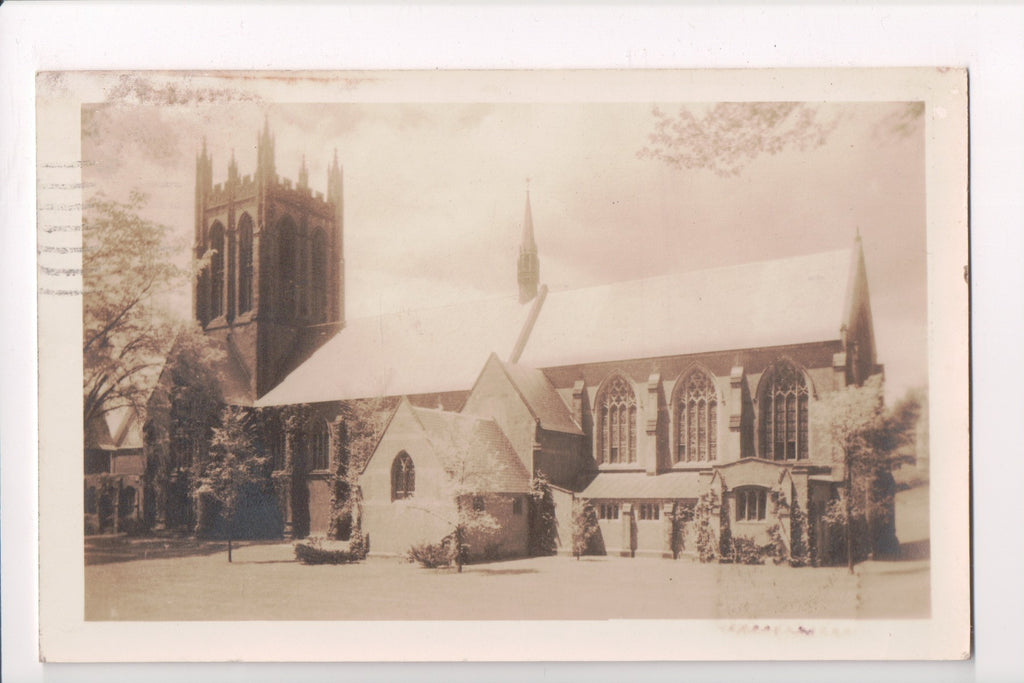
34 68 969 661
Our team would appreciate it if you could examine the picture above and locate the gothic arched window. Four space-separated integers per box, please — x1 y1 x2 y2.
760 360 810 461
391 452 415 501
308 420 330 471
277 217 297 317
312 229 327 322
238 213 254 314
209 222 225 319
675 369 718 463
596 375 637 465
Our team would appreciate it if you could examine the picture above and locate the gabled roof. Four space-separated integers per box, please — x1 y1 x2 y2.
580 471 702 500
85 407 145 451
410 405 532 494
485 355 582 435
256 294 535 406
258 247 861 407
516 249 855 369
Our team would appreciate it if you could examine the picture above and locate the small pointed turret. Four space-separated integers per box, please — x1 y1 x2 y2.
298 154 309 189
257 116 276 182
517 181 540 303
228 149 238 182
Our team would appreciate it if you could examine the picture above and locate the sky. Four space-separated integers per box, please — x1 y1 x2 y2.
81 79 927 403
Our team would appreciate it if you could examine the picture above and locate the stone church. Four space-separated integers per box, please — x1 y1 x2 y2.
130 126 894 564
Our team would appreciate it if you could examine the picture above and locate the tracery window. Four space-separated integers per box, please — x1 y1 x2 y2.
209 222 225 319
238 213 254 314
760 361 809 461
675 369 718 463
597 375 637 464
391 452 415 501
309 420 330 471
736 487 767 521
312 229 327 322
277 217 298 316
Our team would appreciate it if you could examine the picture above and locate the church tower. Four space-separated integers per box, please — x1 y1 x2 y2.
517 186 540 303
192 121 345 400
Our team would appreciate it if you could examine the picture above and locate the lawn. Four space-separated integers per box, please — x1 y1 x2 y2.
84 542 928 621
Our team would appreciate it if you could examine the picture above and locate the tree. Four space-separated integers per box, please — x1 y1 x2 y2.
191 406 270 562
638 103 840 177
142 324 225 532
813 376 920 572
83 191 183 428
528 473 558 557
402 415 510 572
328 397 395 541
638 102 923 177
570 499 599 560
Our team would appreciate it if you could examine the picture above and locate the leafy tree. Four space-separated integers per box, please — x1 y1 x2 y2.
813 376 920 572
639 103 840 177
191 406 270 562
328 397 395 541
528 472 558 557
83 191 183 428
403 415 507 572
639 102 923 177
142 324 225 531
570 499 599 560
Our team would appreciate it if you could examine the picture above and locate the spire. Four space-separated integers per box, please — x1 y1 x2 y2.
228 148 238 181
517 180 540 303
521 179 537 254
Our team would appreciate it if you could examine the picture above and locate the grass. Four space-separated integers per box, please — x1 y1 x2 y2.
84 545 926 621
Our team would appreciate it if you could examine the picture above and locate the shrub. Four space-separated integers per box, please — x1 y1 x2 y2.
671 504 695 557
84 515 100 536
765 524 789 565
570 500 599 559
406 539 452 569
694 492 718 563
118 516 149 537
481 541 504 562
730 536 766 565
528 474 558 556
348 528 368 560
294 536 363 565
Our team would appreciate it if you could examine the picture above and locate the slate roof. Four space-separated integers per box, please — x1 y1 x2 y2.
256 294 536 406
496 358 583 435
257 248 856 406
516 249 854 369
580 471 703 500
85 407 145 451
411 406 532 494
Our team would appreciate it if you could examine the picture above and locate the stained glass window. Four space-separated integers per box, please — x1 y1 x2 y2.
676 369 718 463
391 452 415 501
761 361 809 461
597 376 637 465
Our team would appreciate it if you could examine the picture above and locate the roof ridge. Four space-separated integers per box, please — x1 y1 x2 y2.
543 247 853 295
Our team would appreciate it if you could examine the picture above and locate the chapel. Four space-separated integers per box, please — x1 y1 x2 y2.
121 129 895 564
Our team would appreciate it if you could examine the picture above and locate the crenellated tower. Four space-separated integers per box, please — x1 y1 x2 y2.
192 120 345 400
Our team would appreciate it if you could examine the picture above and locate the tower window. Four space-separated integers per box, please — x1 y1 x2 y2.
238 213 254 314
312 229 327 322
277 217 297 318
209 222 225 319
